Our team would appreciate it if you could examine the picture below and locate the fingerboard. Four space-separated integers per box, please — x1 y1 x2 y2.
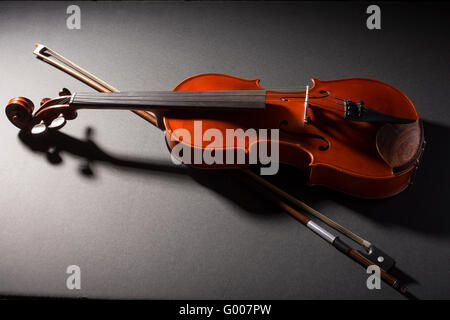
71 90 267 110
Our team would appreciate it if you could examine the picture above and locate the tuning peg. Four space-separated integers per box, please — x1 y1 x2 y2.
48 113 66 129
59 88 71 96
40 98 51 106
31 120 47 135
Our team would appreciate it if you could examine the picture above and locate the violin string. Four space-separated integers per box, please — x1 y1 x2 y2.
74 93 348 102
74 91 351 98
76 90 354 106
309 103 346 113
74 90 357 114
74 93 347 114
74 97 345 109
75 96 345 104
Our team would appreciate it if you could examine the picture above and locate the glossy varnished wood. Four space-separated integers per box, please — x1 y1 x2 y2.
164 73 423 198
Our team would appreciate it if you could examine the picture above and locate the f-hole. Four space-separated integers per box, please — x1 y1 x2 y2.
279 120 330 151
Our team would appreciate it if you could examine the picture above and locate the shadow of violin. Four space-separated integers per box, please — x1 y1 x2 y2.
18 120 448 299
17 127 283 220
19 122 449 235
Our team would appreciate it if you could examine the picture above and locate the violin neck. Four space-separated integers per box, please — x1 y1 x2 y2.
70 91 267 111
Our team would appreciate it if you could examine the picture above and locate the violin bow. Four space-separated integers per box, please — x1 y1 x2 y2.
32 44 411 297
33 44 159 127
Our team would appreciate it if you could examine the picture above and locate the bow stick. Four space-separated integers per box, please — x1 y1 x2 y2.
31 44 410 296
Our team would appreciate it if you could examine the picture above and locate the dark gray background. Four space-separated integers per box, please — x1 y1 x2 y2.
1 1 449 299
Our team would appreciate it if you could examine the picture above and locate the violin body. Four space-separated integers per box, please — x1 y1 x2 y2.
164 73 424 198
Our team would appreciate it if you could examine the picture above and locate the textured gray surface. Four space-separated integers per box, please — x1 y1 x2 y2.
0 1 449 299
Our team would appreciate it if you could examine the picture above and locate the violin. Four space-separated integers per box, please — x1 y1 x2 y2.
4 44 425 296
6 53 424 199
